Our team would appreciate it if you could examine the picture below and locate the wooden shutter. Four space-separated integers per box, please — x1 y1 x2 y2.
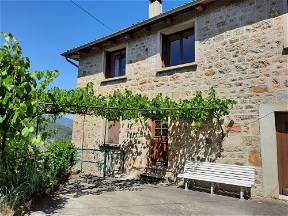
105 52 111 78
162 34 169 67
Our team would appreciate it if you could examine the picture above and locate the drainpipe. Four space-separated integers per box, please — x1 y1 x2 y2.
65 57 79 68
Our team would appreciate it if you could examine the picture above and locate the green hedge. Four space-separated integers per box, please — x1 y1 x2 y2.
0 140 76 210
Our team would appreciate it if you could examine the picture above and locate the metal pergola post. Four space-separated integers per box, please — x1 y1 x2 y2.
103 101 109 177
80 114 86 172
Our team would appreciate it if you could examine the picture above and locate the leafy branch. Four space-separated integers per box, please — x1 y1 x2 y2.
43 85 236 129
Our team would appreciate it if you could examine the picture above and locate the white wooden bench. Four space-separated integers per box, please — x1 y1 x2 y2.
177 161 255 199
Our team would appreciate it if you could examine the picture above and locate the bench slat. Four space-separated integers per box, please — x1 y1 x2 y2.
178 173 254 183
180 172 255 182
184 167 255 175
183 168 255 176
184 167 255 174
185 162 255 170
184 163 254 172
185 161 254 169
181 172 255 181
178 174 254 187
184 163 254 169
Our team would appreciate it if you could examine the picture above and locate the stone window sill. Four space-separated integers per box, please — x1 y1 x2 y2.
155 62 197 76
100 76 127 85
100 143 121 149
283 47 288 55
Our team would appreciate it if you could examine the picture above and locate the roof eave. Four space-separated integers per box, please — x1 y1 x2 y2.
61 0 213 60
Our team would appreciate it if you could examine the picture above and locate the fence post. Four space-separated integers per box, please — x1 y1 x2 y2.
102 101 108 177
120 147 125 174
240 186 244 200
103 148 107 177
81 114 86 172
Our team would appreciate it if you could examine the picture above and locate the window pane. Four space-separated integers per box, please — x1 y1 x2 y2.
120 55 126 76
155 129 161 136
114 55 120 77
170 39 181 66
183 33 195 64
155 121 161 128
106 49 126 78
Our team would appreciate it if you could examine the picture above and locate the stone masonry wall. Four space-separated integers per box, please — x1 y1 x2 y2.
72 0 288 197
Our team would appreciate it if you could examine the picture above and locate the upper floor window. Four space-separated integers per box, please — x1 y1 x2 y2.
162 28 195 67
105 48 126 78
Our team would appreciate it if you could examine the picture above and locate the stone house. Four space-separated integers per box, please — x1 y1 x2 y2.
62 0 288 199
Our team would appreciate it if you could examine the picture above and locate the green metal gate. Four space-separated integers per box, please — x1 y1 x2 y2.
76 145 124 177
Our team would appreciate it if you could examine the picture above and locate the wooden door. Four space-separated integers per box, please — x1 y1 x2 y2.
275 112 288 196
150 120 168 167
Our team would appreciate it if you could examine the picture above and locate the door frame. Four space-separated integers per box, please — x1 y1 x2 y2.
260 104 288 198
150 119 169 167
275 112 288 196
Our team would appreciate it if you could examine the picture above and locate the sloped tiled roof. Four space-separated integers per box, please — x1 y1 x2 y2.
62 0 212 59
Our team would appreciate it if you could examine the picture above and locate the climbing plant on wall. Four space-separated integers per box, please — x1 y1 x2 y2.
43 83 236 129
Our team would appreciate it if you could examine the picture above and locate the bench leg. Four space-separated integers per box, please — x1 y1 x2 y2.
210 183 214 195
240 187 244 200
216 183 220 192
184 178 188 190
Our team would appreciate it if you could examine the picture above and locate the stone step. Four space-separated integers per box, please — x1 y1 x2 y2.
283 187 288 196
140 172 165 183
140 165 167 182
140 172 165 179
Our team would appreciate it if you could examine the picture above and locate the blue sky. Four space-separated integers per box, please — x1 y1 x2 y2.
1 0 188 90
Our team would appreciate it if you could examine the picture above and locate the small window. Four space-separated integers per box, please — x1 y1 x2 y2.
152 120 168 139
105 48 126 78
162 28 195 67
107 120 120 144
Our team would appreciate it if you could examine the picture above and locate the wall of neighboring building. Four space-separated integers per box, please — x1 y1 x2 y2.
72 0 288 197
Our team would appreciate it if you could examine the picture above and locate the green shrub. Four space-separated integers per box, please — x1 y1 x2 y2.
44 140 77 186
0 140 76 211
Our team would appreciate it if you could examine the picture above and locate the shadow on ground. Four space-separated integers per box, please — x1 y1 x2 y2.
29 174 160 215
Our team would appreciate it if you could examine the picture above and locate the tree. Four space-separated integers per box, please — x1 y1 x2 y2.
0 33 75 210
0 32 59 166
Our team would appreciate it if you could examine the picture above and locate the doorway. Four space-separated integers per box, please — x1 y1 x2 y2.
275 112 288 196
150 120 168 167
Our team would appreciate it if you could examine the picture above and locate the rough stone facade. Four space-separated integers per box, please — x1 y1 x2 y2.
72 0 288 198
